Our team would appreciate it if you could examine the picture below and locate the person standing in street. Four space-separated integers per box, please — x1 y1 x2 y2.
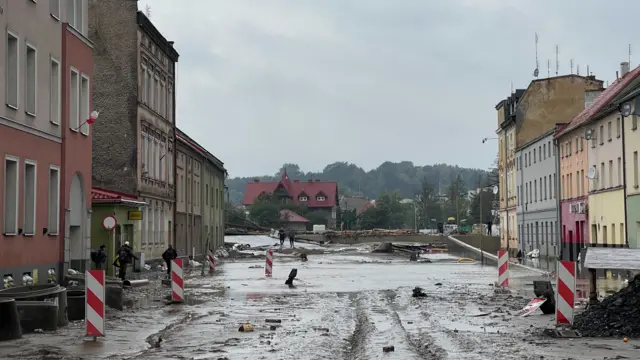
91 245 107 270
288 228 296 248
162 244 178 277
116 241 138 281
278 228 286 248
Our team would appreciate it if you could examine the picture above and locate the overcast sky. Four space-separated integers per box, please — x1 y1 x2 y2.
138 0 636 178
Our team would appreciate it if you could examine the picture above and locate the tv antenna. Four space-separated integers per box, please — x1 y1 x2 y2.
570 59 574 74
587 65 590 76
547 59 550 78
629 44 632 66
577 64 580 75
555 45 559 75
533 33 539 78
145 5 151 18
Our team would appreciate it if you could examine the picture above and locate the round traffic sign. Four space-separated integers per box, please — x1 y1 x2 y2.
102 216 117 230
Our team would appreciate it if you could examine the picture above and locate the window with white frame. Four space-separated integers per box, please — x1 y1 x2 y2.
67 0 84 35
6 31 19 108
299 196 307 201
141 131 148 174
50 0 60 19
154 74 159 113
50 58 60 125
168 142 174 184
23 161 37 235
154 137 160 179
141 63 148 103
149 135 156 179
168 82 173 121
316 196 326 201
48 166 60 234
80 75 90 135
25 44 37 115
160 80 165 117
69 68 79 130
3 156 19 235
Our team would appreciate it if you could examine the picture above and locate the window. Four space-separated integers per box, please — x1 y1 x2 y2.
141 131 148 174
569 174 573 198
154 137 160 178
533 149 536 163
48 166 60 234
80 75 90 135
539 178 542 201
154 74 159 112
601 162 605 189
525 183 528 203
160 140 165 181
617 117 621 138
580 170 584 194
67 0 84 35
612 224 616 246
574 138 578 154
141 64 148 103
634 151 639 188
618 157 622 187
544 177 547 200
6 31 19 108
69 68 79 130
160 81 165 117
299 196 307 202
23 161 37 235
561 175 565 199
206 184 209 205
603 225 608 245
147 67 154 108
50 0 60 19
168 143 174 184
534 179 537 202
25 44 37 115
576 171 581 196
553 174 556 198
50 58 60 125
609 160 613 188
633 115 638 130
168 83 173 121
608 121 612 141
543 144 546 160
539 146 542 160
3 157 19 235
599 125 604 145
316 196 326 201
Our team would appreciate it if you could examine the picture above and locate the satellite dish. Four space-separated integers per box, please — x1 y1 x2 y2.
621 102 632 117
492 186 499 195
587 166 597 180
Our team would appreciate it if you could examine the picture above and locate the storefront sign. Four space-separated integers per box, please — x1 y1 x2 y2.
569 202 587 214
128 210 143 220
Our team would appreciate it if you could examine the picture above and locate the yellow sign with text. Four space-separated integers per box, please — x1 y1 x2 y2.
128 211 143 221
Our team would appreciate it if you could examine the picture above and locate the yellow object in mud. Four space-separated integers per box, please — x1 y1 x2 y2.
238 323 254 332
457 258 475 263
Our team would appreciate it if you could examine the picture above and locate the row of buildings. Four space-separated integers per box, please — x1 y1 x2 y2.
496 61 640 261
0 1 226 283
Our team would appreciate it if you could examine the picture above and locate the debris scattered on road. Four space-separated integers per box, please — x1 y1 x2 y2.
372 242 394 253
238 323 254 332
574 274 640 337
412 286 427 297
382 345 395 352
265 319 281 323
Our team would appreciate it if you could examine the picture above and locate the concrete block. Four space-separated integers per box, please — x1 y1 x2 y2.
15 301 58 332
0 298 22 341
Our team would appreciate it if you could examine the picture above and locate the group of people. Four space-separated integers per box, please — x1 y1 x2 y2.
278 228 296 248
91 242 179 281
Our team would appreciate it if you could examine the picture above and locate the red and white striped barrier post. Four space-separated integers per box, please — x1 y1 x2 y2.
265 250 273 277
497 250 509 287
85 270 105 338
207 250 215 273
556 260 576 325
171 258 184 303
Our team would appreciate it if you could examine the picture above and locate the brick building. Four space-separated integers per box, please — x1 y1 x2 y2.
89 2 179 260
0 0 93 283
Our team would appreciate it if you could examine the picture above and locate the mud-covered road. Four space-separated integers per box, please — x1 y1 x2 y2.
0 236 637 359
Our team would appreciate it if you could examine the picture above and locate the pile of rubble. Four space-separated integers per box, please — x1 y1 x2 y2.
324 229 415 238
573 274 640 337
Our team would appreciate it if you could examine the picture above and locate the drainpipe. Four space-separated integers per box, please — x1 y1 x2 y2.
620 107 630 248
518 151 525 256
504 133 510 255
554 137 562 260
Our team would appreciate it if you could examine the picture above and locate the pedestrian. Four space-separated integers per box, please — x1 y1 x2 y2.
90 245 107 270
288 228 295 248
516 249 523 264
162 244 178 277
115 241 138 281
278 228 286 248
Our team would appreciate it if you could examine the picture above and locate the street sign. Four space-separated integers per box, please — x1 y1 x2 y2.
102 216 117 231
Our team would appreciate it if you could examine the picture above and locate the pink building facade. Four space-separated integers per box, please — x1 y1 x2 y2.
557 126 590 261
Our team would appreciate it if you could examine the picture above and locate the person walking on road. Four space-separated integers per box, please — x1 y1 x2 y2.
115 241 138 281
162 245 178 277
288 228 296 248
278 228 286 248
91 244 107 270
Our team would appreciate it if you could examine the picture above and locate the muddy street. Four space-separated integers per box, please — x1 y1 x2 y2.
0 236 638 360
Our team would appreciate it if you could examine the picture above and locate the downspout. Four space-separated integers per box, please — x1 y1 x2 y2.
518 150 525 255
553 136 562 260
621 109 630 248
172 62 177 249
59 26 68 277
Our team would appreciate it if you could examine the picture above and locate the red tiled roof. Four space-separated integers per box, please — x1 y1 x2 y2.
243 170 338 207
555 66 640 138
280 209 309 223
91 188 138 201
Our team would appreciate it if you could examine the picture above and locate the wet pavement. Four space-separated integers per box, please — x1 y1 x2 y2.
1 236 638 359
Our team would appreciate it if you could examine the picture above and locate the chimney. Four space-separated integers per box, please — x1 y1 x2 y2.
621 62 630 77
168 41 175 47
253 179 260 183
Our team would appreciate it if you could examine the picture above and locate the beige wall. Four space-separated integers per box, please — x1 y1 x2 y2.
624 112 640 194
586 112 624 193
558 127 589 200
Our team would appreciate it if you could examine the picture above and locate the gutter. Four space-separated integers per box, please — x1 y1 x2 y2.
92 199 148 207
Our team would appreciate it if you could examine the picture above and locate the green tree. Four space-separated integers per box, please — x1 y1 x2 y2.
468 190 494 225
358 207 387 229
225 201 247 224
415 177 442 229
248 194 283 227
341 209 358 230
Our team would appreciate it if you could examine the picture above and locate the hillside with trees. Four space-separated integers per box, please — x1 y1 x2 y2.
225 160 499 230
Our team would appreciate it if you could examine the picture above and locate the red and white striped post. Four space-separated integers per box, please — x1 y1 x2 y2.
207 250 215 273
85 270 105 338
497 250 509 287
265 250 273 277
556 260 576 325
171 258 184 303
